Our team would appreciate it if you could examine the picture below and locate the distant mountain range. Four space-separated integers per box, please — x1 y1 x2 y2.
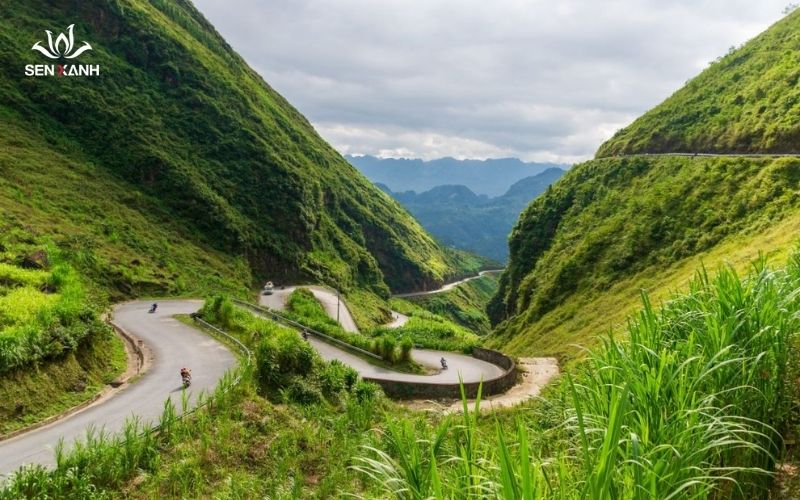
347 155 568 197
377 168 565 262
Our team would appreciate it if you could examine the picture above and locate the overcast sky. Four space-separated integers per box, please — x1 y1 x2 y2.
192 0 789 163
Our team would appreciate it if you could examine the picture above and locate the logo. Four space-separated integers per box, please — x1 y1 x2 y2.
25 24 100 78
32 24 92 59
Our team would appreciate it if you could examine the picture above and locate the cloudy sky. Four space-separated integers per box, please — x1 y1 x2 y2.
193 0 788 163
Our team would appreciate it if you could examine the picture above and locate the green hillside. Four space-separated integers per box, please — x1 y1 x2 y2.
598 10 800 156
0 0 474 304
489 10 800 359
0 0 484 431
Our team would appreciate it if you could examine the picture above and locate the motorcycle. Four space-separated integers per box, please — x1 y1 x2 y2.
149 303 158 314
440 357 448 370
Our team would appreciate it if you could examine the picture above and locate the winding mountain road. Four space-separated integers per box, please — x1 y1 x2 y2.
609 152 800 159
257 285 503 383
0 272 508 478
261 286 360 333
393 270 503 298
0 301 236 479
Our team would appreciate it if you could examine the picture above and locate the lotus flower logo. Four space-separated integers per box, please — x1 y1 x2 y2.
32 24 92 60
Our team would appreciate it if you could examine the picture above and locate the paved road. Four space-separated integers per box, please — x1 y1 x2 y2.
393 270 503 298
386 311 409 328
608 152 800 159
0 301 236 478
261 285 359 332
307 335 502 383
1 275 507 478
258 287 503 383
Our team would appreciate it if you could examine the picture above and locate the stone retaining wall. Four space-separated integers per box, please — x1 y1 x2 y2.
365 347 517 400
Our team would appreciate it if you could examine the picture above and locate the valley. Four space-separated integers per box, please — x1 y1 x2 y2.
2 1 800 498
375 168 565 262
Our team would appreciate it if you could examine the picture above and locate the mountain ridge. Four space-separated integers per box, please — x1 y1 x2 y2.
348 154 567 197
0 0 480 305
378 168 564 262
597 10 800 157
489 10 800 358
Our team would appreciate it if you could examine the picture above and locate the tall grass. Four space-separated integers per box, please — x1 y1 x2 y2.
569 258 798 498
357 255 800 498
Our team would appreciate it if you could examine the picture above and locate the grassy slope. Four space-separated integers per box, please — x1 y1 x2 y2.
490 155 800 359
0 330 126 435
399 274 499 335
8 257 798 498
0 123 251 301
0 0 474 303
489 211 800 360
0 0 486 439
490 10 800 359
598 10 800 155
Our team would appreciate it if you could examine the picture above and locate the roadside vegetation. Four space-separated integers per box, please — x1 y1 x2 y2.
0 330 126 436
0 246 96 373
401 273 500 335
0 230 126 433
279 288 480 361
199 295 380 407
280 289 417 365
490 155 800 359
359 254 800 498
5 254 799 498
379 299 479 353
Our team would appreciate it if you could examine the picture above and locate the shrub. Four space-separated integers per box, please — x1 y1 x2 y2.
399 336 413 362
352 380 379 403
200 295 236 330
254 330 315 393
380 335 397 363
319 360 359 397
319 365 345 397
0 253 97 374
282 376 323 406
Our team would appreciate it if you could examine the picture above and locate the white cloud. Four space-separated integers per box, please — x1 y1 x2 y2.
193 0 788 163
315 123 517 160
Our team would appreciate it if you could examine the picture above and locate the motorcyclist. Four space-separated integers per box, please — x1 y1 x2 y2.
302 329 309 341
440 357 448 369
180 367 192 387
149 303 158 313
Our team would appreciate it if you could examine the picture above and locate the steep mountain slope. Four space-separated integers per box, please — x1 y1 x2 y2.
489 11 800 359
598 10 800 156
348 155 566 196
0 0 473 302
379 168 564 262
